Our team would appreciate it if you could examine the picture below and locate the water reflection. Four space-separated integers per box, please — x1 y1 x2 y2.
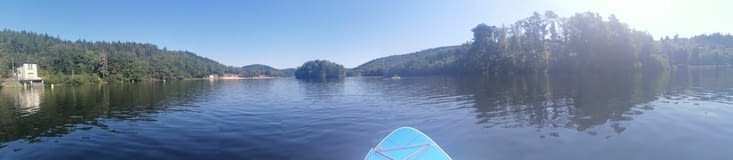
298 80 345 101
0 68 732 159
0 81 214 145
362 71 682 137
0 87 44 117
457 72 674 136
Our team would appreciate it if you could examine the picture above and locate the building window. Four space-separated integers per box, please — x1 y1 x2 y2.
28 64 34 70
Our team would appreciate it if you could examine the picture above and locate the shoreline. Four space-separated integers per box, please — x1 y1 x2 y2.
187 76 286 80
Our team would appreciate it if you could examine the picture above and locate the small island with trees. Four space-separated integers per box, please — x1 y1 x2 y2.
294 60 346 81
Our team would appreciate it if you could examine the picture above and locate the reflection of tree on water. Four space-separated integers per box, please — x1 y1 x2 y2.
665 67 733 104
454 71 669 136
0 81 214 145
298 80 345 102
360 73 668 137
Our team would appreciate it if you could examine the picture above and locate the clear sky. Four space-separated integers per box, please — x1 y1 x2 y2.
1 0 730 68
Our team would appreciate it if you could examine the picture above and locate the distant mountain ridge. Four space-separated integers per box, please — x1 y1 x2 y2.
241 64 294 77
352 45 468 76
225 64 295 77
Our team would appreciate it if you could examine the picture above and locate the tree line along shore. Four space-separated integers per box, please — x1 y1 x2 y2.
1 11 732 85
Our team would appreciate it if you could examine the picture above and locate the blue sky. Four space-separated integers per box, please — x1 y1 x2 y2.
1 0 730 68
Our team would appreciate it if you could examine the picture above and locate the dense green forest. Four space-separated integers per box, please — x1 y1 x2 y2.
353 11 733 77
295 60 346 81
225 64 294 77
0 30 225 84
352 46 466 76
661 33 733 67
0 30 295 85
280 68 296 77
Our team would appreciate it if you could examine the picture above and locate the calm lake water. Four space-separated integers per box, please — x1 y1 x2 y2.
1 69 733 160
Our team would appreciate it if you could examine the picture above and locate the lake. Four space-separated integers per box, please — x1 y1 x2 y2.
1 69 733 160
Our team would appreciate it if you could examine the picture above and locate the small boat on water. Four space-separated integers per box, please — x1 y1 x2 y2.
365 127 452 160
391 75 401 80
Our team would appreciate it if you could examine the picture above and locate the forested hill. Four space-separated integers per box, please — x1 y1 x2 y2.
662 33 733 67
225 64 294 77
240 64 291 77
352 45 467 76
352 11 733 77
0 30 225 83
